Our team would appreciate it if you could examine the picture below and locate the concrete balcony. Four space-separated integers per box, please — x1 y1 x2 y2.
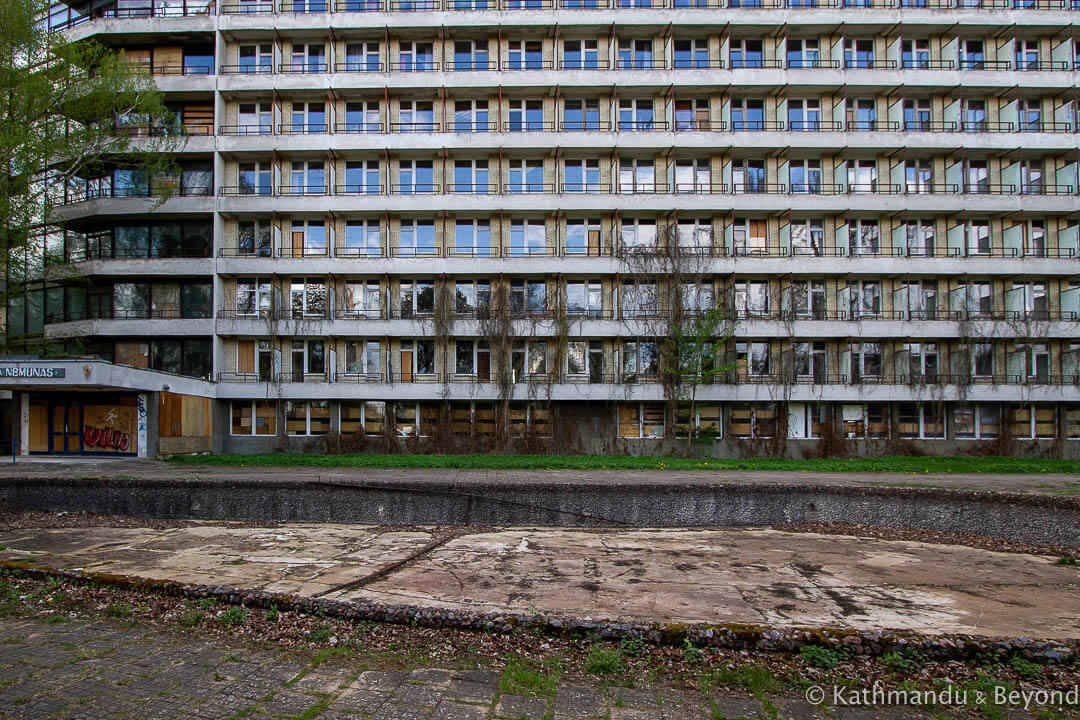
44 318 215 339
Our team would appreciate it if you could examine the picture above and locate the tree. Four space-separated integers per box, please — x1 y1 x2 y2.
0 0 178 347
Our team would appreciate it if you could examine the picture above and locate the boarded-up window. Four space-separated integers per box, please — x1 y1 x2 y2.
340 401 364 434
475 404 496 435
1012 405 1032 439
730 404 752 438
364 402 384 436
618 404 640 438
451 404 472 435
237 340 255 374
1035 404 1056 439
642 403 664 438
698 404 721 437
310 401 330 435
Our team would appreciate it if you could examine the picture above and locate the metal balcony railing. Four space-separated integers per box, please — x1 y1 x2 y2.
787 59 842 69
219 124 274 136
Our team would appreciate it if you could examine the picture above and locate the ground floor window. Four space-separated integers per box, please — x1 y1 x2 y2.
618 402 664 438
730 403 778 438
395 402 419 437
897 403 944 439
231 400 276 436
1011 404 1056 439
1067 405 1080 439
509 402 549 437
286 400 330 436
340 401 384 436
953 405 999 440
786 403 827 439
675 404 722 439
843 403 890 439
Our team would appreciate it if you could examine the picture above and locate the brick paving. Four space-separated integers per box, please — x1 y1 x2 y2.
0 617 934 720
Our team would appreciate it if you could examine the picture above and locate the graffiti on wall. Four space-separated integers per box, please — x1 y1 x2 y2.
82 405 138 454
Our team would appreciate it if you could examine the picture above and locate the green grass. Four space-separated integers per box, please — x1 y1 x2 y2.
171 453 1080 475
499 654 562 698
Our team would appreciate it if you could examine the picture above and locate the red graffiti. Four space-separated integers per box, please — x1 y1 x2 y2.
83 425 131 452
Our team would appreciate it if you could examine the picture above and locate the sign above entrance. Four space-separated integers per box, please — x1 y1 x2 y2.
0 367 66 379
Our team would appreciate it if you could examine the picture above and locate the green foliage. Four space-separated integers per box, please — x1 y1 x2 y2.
308 624 333 643
583 646 625 677
265 604 279 622
198 597 217 610
799 645 847 670
179 610 203 627
43 612 67 624
171 453 1080 475
1008 656 1042 680
499 654 562 698
216 607 249 626
105 603 132 619
619 634 649 658
682 638 705 664
1057 556 1077 565
879 649 927 675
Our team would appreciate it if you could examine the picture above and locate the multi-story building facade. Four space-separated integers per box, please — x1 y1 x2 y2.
7 0 1080 456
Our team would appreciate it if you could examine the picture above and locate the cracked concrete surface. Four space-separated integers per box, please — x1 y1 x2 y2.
1 525 1077 639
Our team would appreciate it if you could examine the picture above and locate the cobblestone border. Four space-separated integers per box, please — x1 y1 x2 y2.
3 560 1076 666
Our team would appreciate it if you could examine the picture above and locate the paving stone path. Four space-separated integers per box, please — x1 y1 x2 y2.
0 617 919 719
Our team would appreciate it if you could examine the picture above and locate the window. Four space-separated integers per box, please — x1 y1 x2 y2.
344 101 380 133
972 342 994 378
1011 404 1056 439
790 220 824 257
953 405 1000 439
454 160 489 193
617 39 654 69
150 339 211 378
236 278 272 316
286 401 330 436
674 99 710 131
455 219 492 256
289 339 325 381
953 281 992 317
399 219 436 256
622 341 659 378
618 159 656 194
563 160 600 193
618 403 665 438
344 42 380 72
394 402 419 437
848 219 880 256
840 404 889 438
509 219 547 256
453 40 489 71
510 278 547 316
788 99 821 131
674 39 709 69
398 42 434 72
455 279 491 317
789 159 821 194
399 340 436 378
397 160 435 193
1021 161 1044 196
674 159 711 193
563 99 600 131
1025 221 1046 257
904 100 931 132
965 221 991 256
455 339 489 375
399 279 434 317
620 219 657 252
340 401 385 436
509 160 544 193
905 221 935 256
565 218 602 255
562 40 599 69
507 100 544 132
345 340 382 377
847 160 877 192
681 282 714 313
729 404 779 438
732 218 767 254
790 279 825 319
231 400 277 436
289 160 325 194
848 98 876 131
181 283 212 319
736 342 771 378
237 102 272 135
344 161 380 194
290 44 326 72
238 220 272 257
618 99 654 131
847 280 881 318
620 278 659 318
289 220 326 256
848 342 882 381
787 39 819 67
735 280 769 317
290 277 326 318
729 39 763 68
897 403 945 439
343 280 381 317
731 98 764 131
843 39 874 69
794 341 827 383
1020 100 1042 132
677 218 713 250
507 41 543 70
397 101 435 133
733 159 765 192
238 44 272 74
238 162 272 196
1015 39 1039 70
965 161 989 194
902 39 929 69
454 99 490 132
964 100 987 132
902 342 939 381
344 220 381 257
565 279 603 317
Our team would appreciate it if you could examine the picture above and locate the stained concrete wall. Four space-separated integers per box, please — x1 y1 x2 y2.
2 477 1078 547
